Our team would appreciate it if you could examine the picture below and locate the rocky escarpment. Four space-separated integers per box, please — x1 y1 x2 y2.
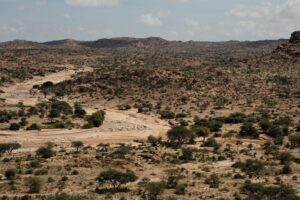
276 31 300 58
290 31 300 44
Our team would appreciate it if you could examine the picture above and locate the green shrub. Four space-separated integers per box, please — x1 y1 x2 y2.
239 122 259 138
277 152 293 164
281 164 292 174
289 134 300 148
45 193 89 200
174 184 187 195
74 103 86 118
36 146 55 159
175 113 187 119
266 125 284 138
207 120 223 132
26 123 41 131
160 110 175 119
147 135 162 146
259 118 271 133
145 182 165 200
232 159 266 176
27 177 41 193
179 148 194 161
81 123 94 129
225 113 247 124
88 110 105 127
202 137 221 149
50 100 73 116
240 181 299 200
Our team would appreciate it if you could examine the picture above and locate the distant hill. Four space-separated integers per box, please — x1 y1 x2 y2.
0 36 289 50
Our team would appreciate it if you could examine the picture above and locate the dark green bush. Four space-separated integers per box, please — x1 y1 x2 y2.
36 146 55 159
74 103 86 118
239 122 259 138
88 110 105 127
9 123 20 131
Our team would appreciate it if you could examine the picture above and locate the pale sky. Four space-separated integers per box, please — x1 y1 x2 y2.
0 0 299 42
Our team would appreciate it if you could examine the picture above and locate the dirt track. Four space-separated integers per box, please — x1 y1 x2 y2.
0 66 169 150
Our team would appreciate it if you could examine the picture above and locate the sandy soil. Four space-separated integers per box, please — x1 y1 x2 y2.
0 109 169 150
0 66 92 106
0 66 170 150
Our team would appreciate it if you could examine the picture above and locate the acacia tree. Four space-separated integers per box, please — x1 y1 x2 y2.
167 126 194 146
194 126 210 142
0 143 21 155
96 169 137 190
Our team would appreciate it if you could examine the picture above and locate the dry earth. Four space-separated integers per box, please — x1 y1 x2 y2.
0 67 169 150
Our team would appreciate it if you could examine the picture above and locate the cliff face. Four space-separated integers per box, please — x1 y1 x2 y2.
276 31 300 58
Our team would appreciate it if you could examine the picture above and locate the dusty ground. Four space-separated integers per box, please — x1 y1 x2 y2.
0 67 169 150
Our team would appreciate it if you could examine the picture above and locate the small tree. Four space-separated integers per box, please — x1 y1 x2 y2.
194 126 210 142
96 169 137 190
0 143 21 155
167 126 194 146
71 141 84 152
145 182 165 200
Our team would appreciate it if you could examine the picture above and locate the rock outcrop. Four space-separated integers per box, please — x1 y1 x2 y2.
290 31 300 44
275 31 300 58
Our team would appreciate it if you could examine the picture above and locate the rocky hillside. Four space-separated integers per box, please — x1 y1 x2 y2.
275 31 300 58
